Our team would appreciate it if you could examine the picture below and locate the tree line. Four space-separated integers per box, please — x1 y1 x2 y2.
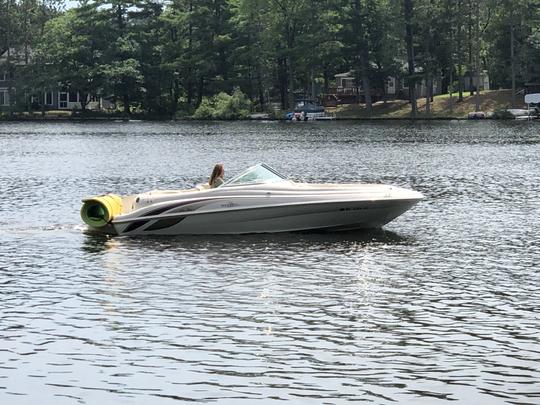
1 0 539 117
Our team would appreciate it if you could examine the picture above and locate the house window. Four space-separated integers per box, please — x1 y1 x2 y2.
69 92 78 103
45 92 53 105
59 92 68 108
344 78 354 88
0 90 7 106
0 73 6 81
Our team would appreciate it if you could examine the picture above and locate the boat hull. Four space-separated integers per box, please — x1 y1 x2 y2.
111 198 419 236
82 173 424 236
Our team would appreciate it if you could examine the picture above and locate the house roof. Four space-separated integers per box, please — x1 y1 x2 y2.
335 71 354 78
0 48 32 65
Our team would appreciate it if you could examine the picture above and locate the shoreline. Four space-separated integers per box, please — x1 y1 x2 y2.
0 115 529 122
1 90 534 122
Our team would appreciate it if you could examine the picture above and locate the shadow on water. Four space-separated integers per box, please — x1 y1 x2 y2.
81 228 414 255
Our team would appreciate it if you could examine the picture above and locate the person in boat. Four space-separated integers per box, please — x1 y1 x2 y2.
209 163 225 188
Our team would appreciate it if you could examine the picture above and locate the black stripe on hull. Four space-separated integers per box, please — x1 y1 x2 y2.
123 220 150 233
145 217 186 231
119 199 219 233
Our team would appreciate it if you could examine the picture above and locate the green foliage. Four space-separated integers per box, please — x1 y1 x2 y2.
2 0 540 117
193 89 251 119
36 6 106 108
486 0 540 88
101 58 143 90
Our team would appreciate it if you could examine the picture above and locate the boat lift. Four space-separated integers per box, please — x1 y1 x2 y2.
524 93 540 120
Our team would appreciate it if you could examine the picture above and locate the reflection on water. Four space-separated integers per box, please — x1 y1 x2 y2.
1 121 539 404
82 228 410 255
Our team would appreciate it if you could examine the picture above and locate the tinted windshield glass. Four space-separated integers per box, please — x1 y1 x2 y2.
224 164 286 186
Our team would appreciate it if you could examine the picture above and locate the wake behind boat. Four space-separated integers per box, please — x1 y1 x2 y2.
80 164 424 235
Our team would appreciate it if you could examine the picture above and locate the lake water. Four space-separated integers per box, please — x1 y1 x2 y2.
0 120 539 404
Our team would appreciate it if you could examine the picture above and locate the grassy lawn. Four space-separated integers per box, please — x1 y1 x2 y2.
0 109 126 119
0 110 73 119
327 89 526 119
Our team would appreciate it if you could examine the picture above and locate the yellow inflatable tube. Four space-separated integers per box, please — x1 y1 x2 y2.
81 194 123 228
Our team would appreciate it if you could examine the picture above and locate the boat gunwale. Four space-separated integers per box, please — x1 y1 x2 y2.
112 196 423 224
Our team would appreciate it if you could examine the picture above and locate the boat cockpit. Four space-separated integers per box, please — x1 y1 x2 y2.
216 163 288 188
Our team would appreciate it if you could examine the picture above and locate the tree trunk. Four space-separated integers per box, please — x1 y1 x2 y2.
353 0 372 116
257 68 265 111
510 23 516 108
360 36 372 115
425 73 431 115
449 71 454 112
6 0 14 117
323 65 330 94
187 80 194 106
80 92 88 113
247 64 254 104
23 90 29 113
383 78 388 106
197 76 204 106
214 1 227 83
123 93 130 115
404 0 417 118
457 0 464 102
170 84 177 118
187 0 194 107
310 69 316 101
361 40 372 115
474 0 481 112
447 0 454 104
287 57 295 109
467 0 474 97
278 57 287 109
41 89 46 117
116 4 124 32
285 20 295 110
362 73 372 115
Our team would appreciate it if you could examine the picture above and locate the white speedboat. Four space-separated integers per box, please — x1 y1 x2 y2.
80 164 423 235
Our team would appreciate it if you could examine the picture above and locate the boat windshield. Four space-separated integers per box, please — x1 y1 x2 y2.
223 164 287 187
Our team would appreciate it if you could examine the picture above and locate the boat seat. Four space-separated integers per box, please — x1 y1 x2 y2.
196 183 211 191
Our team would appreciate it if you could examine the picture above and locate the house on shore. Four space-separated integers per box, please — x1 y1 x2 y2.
462 70 490 92
0 49 112 112
323 67 490 107
524 82 540 94
325 71 399 105
325 70 442 106
0 71 8 107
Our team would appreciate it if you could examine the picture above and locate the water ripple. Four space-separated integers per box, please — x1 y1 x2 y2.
0 121 539 404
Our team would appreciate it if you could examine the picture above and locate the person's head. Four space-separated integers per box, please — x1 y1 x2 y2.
209 163 225 185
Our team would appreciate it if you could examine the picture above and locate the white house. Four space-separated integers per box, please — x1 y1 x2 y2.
0 49 112 111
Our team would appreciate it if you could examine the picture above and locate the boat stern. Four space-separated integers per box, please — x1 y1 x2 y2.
80 194 124 234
